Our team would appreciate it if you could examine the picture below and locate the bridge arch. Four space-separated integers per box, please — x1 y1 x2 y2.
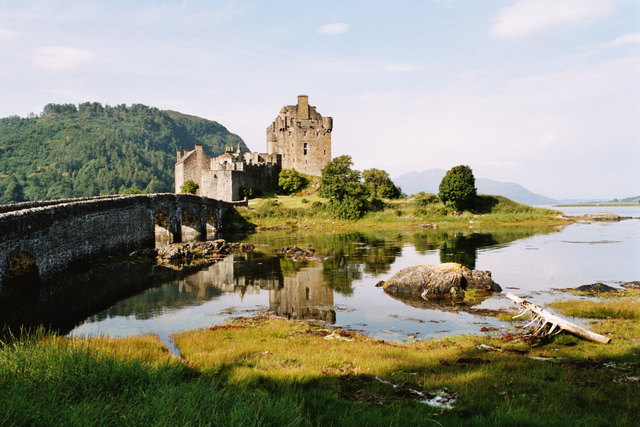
153 209 173 247
1 250 41 296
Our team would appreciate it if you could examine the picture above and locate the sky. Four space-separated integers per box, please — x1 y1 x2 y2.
0 0 638 199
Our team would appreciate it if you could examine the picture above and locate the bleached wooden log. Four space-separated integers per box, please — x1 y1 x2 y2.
505 292 611 344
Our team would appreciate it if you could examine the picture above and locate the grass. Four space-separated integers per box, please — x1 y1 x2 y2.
2 297 639 426
234 194 567 231
549 298 640 319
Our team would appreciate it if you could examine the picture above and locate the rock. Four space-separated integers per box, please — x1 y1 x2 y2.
463 269 502 292
585 212 630 221
621 281 640 289
573 282 620 293
273 246 322 261
156 239 254 265
381 263 501 301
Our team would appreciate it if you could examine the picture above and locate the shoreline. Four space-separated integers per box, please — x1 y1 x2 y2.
2 290 638 425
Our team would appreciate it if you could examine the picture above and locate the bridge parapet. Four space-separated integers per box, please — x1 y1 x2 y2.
0 194 246 287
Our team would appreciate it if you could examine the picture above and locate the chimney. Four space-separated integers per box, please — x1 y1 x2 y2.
297 95 309 120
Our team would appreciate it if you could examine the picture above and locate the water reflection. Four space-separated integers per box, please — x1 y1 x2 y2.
2 224 571 341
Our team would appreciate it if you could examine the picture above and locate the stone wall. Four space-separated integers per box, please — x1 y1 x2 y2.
0 194 244 287
176 147 281 201
266 95 332 176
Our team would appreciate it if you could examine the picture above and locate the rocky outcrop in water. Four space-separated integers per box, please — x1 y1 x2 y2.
273 246 326 261
621 281 640 289
572 282 620 293
157 239 254 266
585 212 631 221
380 263 501 301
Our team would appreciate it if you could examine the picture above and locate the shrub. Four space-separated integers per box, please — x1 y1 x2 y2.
362 168 401 199
438 165 477 211
121 186 143 195
180 180 199 195
278 169 307 194
414 192 440 207
327 196 367 220
320 156 370 220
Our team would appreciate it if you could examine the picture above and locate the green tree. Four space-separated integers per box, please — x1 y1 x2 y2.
320 156 367 201
278 169 307 194
438 165 477 211
0 177 25 204
362 168 401 199
319 155 369 219
180 180 199 194
121 186 143 195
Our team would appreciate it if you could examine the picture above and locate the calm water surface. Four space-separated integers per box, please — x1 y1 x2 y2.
66 206 639 348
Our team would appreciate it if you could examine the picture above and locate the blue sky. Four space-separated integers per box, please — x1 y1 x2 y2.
1 0 638 199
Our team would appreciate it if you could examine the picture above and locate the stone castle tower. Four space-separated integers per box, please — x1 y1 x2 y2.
266 95 332 176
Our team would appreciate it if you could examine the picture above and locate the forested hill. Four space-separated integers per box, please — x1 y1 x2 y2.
0 102 249 203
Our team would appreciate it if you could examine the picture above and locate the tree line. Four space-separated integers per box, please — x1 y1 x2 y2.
0 102 247 204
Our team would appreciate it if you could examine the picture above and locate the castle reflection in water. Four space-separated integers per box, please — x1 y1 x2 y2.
176 253 336 323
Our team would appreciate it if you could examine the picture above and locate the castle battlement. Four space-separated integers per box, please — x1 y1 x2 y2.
266 95 332 176
175 95 332 201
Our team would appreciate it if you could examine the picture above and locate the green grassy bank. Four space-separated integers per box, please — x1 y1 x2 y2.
2 293 638 426
230 194 566 231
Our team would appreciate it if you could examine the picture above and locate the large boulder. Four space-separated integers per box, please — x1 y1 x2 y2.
381 263 501 301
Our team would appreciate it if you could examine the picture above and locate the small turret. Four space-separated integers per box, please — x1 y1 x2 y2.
297 95 309 120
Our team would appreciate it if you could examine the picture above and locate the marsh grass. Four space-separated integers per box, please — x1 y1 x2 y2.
236 194 565 231
3 301 638 425
550 298 640 319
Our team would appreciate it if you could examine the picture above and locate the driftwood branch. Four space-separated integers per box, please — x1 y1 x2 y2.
505 292 611 344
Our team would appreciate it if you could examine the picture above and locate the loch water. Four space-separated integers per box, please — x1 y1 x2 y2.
2 207 638 349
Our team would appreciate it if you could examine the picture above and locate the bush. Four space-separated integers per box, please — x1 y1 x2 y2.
414 192 440 207
367 197 385 212
278 169 307 194
180 180 199 195
362 168 401 199
320 156 370 220
438 165 477 211
327 196 367 220
121 186 143 195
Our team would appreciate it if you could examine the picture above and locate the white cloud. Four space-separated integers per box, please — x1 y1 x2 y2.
31 46 97 71
491 0 615 39
317 23 349 35
385 63 419 72
600 32 640 48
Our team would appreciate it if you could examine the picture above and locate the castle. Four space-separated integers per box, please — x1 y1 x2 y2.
175 95 332 201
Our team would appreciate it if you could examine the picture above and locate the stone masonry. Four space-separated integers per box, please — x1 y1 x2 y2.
175 145 282 202
175 95 332 201
267 95 332 176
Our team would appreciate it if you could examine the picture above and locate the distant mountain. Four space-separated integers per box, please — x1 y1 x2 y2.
393 169 558 205
0 102 248 203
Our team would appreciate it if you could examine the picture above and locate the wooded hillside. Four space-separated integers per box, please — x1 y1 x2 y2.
0 103 248 203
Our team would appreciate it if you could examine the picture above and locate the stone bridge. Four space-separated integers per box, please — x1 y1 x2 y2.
0 194 246 288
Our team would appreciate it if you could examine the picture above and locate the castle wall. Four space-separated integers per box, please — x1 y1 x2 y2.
266 95 332 176
175 95 330 199
193 153 281 202
174 145 211 196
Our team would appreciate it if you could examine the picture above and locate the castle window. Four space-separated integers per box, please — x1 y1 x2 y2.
304 143 308 155
324 150 326 155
